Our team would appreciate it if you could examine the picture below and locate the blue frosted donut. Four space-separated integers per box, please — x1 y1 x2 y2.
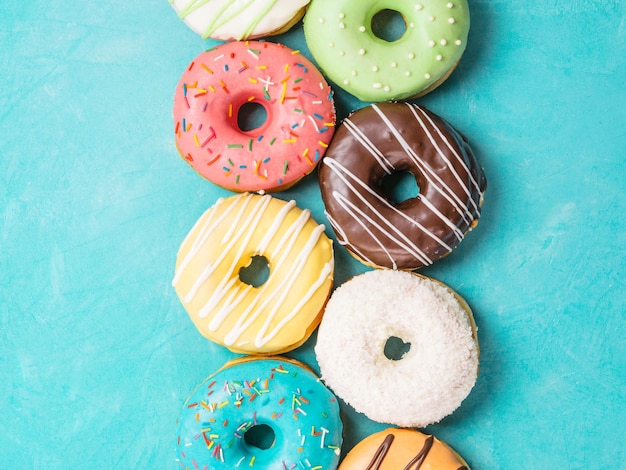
175 357 343 469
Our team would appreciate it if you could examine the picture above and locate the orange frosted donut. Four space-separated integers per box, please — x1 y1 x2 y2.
339 428 470 470
173 41 336 193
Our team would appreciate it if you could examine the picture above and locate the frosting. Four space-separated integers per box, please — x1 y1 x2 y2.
169 0 310 40
172 193 334 354
176 357 343 469
319 102 486 270
303 0 470 101
339 428 470 470
173 41 335 192
314 270 479 428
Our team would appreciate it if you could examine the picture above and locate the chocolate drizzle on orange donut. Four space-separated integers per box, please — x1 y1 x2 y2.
319 102 486 270
365 433 468 470
365 433 395 470
404 435 434 469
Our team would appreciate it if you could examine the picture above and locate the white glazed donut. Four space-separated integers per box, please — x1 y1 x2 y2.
170 0 311 40
315 269 479 428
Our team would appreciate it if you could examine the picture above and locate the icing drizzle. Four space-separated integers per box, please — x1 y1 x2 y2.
319 102 486 270
365 433 468 470
170 0 308 40
173 193 334 352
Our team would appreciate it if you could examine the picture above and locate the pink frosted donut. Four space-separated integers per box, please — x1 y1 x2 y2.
173 41 336 192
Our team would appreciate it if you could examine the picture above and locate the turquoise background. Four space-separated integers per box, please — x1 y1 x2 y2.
1 0 624 468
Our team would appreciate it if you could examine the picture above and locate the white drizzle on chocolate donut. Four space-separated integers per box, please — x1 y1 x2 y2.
319 102 486 270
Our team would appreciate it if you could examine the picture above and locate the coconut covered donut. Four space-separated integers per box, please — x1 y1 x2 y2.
170 0 311 41
303 0 470 101
319 102 486 271
173 41 335 193
339 428 470 469
175 356 343 469
172 193 334 354
315 269 479 428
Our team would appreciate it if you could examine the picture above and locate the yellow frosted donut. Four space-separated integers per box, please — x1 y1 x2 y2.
172 193 334 354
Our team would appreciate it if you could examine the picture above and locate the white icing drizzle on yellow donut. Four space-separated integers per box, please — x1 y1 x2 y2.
173 193 334 353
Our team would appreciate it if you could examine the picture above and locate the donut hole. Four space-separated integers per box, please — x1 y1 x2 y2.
239 255 270 288
244 423 276 450
384 336 411 361
371 9 407 43
237 101 268 133
378 169 420 205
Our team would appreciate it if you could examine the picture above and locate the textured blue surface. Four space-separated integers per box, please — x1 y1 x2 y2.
1 1 625 468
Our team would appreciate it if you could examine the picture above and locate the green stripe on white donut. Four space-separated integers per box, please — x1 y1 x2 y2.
303 0 470 101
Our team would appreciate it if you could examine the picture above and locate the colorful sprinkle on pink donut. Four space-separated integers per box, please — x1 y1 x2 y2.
173 41 336 193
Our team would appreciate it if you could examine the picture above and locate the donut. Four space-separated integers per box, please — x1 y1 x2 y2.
315 270 479 428
339 428 470 470
303 0 470 101
172 192 334 354
318 102 486 271
175 356 343 469
169 0 310 41
173 41 336 193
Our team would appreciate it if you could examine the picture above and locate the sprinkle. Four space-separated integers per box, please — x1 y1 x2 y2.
250 456 256 466
449 17 456 23
201 64 213 74
319 140 328 148
236 456 246 467
248 77 258 83
248 49 260 59
207 154 221 166
228 144 244 149
248 138 253 151
270 137 276 145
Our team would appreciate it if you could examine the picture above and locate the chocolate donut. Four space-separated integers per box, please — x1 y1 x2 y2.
318 102 486 270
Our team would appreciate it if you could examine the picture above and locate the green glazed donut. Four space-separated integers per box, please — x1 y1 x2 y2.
303 0 470 101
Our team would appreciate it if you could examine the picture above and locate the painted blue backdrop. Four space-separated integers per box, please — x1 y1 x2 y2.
1 0 625 468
